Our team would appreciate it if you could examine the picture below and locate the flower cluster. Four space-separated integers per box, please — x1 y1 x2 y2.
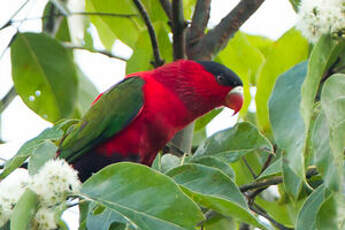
0 159 81 229
0 169 30 227
30 159 81 206
296 0 345 43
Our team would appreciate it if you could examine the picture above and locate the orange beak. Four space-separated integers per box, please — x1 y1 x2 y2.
225 86 243 115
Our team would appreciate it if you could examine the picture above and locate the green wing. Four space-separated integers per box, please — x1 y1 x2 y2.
59 76 145 162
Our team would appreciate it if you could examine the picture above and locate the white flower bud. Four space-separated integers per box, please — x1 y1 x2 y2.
0 169 30 227
296 0 345 43
34 207 58 230
30 159 81 206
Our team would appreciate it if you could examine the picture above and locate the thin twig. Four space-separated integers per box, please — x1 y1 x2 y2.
159 0 172 20
0 87 17 114
258 153 275 176
186 0 211 50
8 12 138 27
188 0 265 60
0 0 30 30
250 203 293 230
242 157 257 179
171 0 186 60
132 0 164 67
240 168 318 192
63 43 128 61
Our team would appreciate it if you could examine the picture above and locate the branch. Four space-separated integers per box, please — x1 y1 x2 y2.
188 0 265 60
240 168 318 192
250 203 293 230
171 0 186 60
0 87 17 114
159 0 172 20
132 0 164 67
63 43 128 61
186 0 211 52
0 0 30 31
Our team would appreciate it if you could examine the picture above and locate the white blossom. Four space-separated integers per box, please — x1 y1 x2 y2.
30 159 81 206
296 0 345 43
0 169 30 227
34 207 58 230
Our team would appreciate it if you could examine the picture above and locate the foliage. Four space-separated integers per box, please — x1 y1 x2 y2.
1 0 345 230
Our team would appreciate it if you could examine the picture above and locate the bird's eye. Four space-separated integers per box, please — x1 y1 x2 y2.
216 75 226 84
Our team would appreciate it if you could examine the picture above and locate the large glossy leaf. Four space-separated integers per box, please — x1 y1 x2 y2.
11 32 78 122
296 185 326 230
166 164 270 229
86 204 128 230
10 189 39 230
218 31 266 117
320 74 345 191
311 112 338 190
256 28 308 134
81 162 204 230
269 61 307 181
75 67 99 116
0 124 64 179
257 158 282 180
316 193 338 230
28 141 57 175
126 22 172 74
85 0 141 48
300 35 345 175
190 156 235 179
86 0 169 49
193 122 273 162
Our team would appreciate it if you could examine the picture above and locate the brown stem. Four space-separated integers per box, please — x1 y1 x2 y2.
0 87 16 114
132 0 164 67
159 0 172 20
242 157 257 179
188 0 265 60
186 0 211 56
63 43 128 61
240 168 318 192
171 0 186 60
250 203 293 230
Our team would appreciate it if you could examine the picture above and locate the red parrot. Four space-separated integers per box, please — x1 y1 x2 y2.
58 60 243 181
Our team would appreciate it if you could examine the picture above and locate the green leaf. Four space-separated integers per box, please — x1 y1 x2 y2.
289 0 300 12
320 74 345 191
316 193 338 230
75 67 99 116
256 196 293 227
81 162 204 230
256 28 308 134
194 122 273 162
296 185 326 230
160 154 181 173
282 158 302 200
85 0 140 48
190 156 235 179
300 35 345 176
166 164 270 230
218 31 266 118
194 108 223 132
269 61 307 179
0 125 63 179
311 111 338 190
10 189 39 230
11 32 78 122
203 214 236 230
126 22 172 74
257 158 282 180
28 141 57 175
86 203 128 230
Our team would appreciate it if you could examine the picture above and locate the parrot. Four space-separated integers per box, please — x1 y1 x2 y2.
58 60 243 181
